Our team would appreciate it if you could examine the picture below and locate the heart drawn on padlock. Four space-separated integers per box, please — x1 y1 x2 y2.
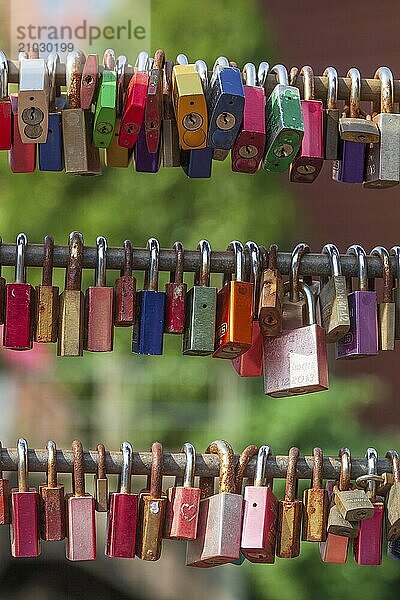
180 503 197 522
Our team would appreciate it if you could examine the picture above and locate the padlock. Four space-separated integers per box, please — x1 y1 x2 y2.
276 447 302 558
134 122 161 172
136 442 167 561
231 62 266 174
38 52 64 172
106 441 138 558
206 56 244 150
353 448 384 565
105 55 131 167
186 440 243 566
336 245 378 358
370 246 395 351
39 441 66 542
0 51 11 150
93 49 116 148
0 442 9 525
391 246 400 340
162 60 180 167
258 244 284 337
319 481 349 563
385 450 400 540
213 241 253 359
289 66 323 183
319 243 350 342
18 54 49 143
322 67 339 160
144 49 164 153
183 240 217 355
9 93 36 172
85 236 114 352
0 237 6 325
164 443 201 540
11 439 39 557
263 281 329 397
132 238 165 355
164 242 187 334
302 448 329 542
119 51 149 148
232 241 263 376
57 232 84 357
80 53 99 110
364 67 400 188
263 64 304 172
241 445 278 563
4 233 34 351
326 454 360 539
181 60 213 178
35 235 59 343
334 448 374 522
114 239 136 327
66 440 96 561
94 443 108 513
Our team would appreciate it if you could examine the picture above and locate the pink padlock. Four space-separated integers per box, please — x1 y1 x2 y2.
0 52 11 150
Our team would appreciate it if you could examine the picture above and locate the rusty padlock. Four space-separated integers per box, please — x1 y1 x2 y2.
114 240 136 327
35 235 59 343
39 441 66 541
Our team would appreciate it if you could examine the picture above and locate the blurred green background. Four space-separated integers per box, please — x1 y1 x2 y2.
0 0 399 599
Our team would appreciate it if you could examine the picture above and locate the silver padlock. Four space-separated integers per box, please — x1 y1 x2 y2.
18 56 49 144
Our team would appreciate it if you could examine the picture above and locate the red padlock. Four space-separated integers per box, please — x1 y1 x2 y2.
0 442 9 524
85 236 114 352
9 93 36 173
145 49 164 153
231 63 266 174
0 51 11 150
39 441 66 541
11 438 40 557
319 481 349 564
106 441 139 558
66 440 96 561
4 233 35 350
164 443 201 540
119 51 149 148
0 236 6 325
164 242 187 334
114 240 136 327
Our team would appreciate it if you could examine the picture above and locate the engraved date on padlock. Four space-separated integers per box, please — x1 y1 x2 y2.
182 112 203 131
22 107 44 126
216 111 236 131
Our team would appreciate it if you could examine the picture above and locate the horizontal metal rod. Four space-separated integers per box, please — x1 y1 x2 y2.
0 243 395 278
6 60 394 103
0 448 394 480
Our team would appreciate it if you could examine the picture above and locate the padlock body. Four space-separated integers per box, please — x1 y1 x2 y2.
231 320 263 377
207 67 245 150
186 492 243 566
320 275 350 343
339 117 380 144
172 65 207 150
62 108 88 174
182 286 217 355
0 276 5 325
105 118 131 167
0 479 9 524
327 504 360 538
93 70 116 148
18 59 49 143
164 281 187 334
119 72 148 148
263 323 329 397
213 281 253 359
231 85 266 174
319 532 349 563
386 482 400 540
276 499 302 558
114 274 136 327
4 282 34 350
162 118 180 167
39 484 66 541
136 494 167 561
145 67 162 153
106 492 138 558
38 112 64 171
134 123 161 172
334 488 374 522
132 290 165 355
11 489 39 557
35 284 59 343
181 147 213 178
323 107 339 160
85 286 114 352
378 302 395 351
332 139 365 183
263 84 304 172
302 487 329 542
259 268 284 337
0 99 12 150
164 485 201 540
58 290 84 356
289 99 323 183
393 285 400 340
66 494 96 561
336 290 378 358
9 94 36 173
353 500 384 565
364 113 400 188
241 486 278 563
94 476 108 513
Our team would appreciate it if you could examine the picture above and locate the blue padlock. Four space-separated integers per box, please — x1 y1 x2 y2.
182 60 213 178
207 57 245 150
132 238 165 355
39 52 64 172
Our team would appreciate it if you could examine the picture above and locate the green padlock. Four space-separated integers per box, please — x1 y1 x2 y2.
263 64 304 173
93 49 117 148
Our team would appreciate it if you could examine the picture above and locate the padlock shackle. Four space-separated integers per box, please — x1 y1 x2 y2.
270 64 289 86
374 66 394 114
42 235 54 287
284 280 316 326
284 446 299 502
65 232 84 291
17 438 29 493
195 239 211 287
311 447 324 490
223 240 245 284
103 48 115 71
176 53 189 66
206 440 236 494
365 447 378 500
235 444 258 493
72 440 86 497
97 443 106 481
169 241 184 284
371 246 393 303
322 67 338 110
15 233 27 284
116 55 127 118
213 56 229 71
257 61 269 88
181 443 196 488
121 239 133 277
0 50 8 99
289 243 310 303
66 50 85 109
300 66 315 100
244 241 260 317
347 245 368 292
47 440 58 488
254 445 272 488
119 441 133 495
386 450 400 483
321 243 342 283
135 51 149 72
195 60 208 93
144 237 160 292
242 63 257 87
339 447 351 491
95 236 107 288
152 49 165 71
149 442 163 498
346 68 361 119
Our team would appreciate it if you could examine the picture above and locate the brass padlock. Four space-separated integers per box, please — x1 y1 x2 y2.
339 68 379 144
370 246 395 351
319 244 350 342
258 245 284 337
385 450 400 540
326 450 360 538
302 448 329 542
276 447 302 558
334 448 374 522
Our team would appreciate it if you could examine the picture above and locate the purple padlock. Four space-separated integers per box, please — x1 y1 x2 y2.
332 139 365 183
134 123 160 173
336 245 378 359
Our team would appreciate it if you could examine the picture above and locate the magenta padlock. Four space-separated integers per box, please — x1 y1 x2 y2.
106 442 138 558
353 448 384 566
241 446 278 563
0 51 11 150
66 440 96 561
337 245 378 359
263 281 329 397
4 233 35 350
164 242 187 334
11 439 40 558
289 66 323 183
